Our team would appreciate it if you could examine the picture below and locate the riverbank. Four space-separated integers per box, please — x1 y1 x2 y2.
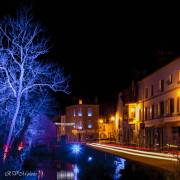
87 143 179 173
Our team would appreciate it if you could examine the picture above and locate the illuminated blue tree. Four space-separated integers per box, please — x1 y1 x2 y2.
0 6 69 152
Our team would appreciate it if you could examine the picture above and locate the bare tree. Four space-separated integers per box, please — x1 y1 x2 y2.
0 6 69 152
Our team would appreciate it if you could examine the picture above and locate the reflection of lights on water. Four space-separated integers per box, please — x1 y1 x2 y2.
73 164 79 174
71 144 81 154
37 170 44 180
57 167 79 180
88 156 93 162
114 158 126 169
114 158 126 179
57 171 74 179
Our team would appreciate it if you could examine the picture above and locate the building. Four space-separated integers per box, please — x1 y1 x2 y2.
116 81 139 145
98 117 116 142
118 57 180 149
65 100 99 142
138 57 180 149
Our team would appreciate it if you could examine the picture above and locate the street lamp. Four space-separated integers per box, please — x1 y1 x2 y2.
110 116 115 121
99 119 104 124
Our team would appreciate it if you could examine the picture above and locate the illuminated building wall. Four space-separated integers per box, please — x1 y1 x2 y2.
66 103 99 142
117 57 180 148
98 119 115 141
138 57 180 148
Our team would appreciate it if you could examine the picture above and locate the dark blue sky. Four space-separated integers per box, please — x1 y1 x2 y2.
0 1 180 109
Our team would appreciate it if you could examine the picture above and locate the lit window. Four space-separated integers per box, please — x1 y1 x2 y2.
168 74 172 84
178 70 180 82
88 124 92 128
73 109 76 117
78 125 82 130
177 97 180 113
79 99 82 104
88 108 92 116
78 121 82 129
78 108 82 117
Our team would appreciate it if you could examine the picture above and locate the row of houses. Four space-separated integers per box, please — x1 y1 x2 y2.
56 57 180 149
117 57 180 149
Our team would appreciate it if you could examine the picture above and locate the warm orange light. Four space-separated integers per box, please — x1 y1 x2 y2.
110 116 115 121
79 99 82 104
115 112 119 128
177 89 180 96
99 119 104 123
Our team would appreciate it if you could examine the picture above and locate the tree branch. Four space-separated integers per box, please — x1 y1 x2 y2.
0 66 17 97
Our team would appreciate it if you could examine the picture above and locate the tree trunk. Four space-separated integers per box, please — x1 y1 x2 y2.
6 65 24 151
6 96 21 149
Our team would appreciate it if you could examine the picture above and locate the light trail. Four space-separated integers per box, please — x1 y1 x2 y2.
91 143 177 158
87 143 178 162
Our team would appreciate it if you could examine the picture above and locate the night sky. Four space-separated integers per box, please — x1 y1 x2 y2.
1 1 180 112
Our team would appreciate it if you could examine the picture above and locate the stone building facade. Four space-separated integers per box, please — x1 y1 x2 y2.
65 102 99 142
118 57 180 149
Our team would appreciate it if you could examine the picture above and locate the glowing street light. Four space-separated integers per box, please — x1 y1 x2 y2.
99 119 104 124
110 116 115 121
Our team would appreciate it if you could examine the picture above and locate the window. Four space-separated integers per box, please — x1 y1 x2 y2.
168 74 173 84
129 108 135 119
151 104 154 119
172 127 180 144
170 98 174 114
147 107 151 120
88 108 93 117
151 85 154 96
78 125 82 130
78 108 82 117
145 88 148 98
73 109 76 117
154 104 158 118
145 107 148 120
165 100 169 115
139 109 142 121
177 97 180 113
160 101 164 116
159 80 164 92
88 124 92 128
178 70 180 82
78 121 83 129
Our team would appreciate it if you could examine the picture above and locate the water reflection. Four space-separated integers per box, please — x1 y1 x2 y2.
113 157 126 179
56 163 78 180
20 145 171 180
